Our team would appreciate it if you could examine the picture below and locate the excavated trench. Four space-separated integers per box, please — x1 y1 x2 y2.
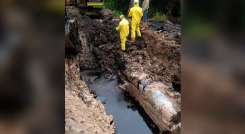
81 71 159 134
66 7 181 134
77 16 160 133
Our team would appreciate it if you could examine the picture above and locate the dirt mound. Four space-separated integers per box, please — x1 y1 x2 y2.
78 16 124 74
141 27 181 87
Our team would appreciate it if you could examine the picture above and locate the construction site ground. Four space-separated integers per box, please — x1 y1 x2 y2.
65 7 181 134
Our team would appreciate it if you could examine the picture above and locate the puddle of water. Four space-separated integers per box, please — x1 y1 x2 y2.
81 71 157 134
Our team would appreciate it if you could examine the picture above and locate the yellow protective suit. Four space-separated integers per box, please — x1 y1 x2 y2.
128 3 143 41
116 18 129 51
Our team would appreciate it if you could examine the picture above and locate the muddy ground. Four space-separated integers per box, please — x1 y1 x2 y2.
65 6 181 134
71 11 181 89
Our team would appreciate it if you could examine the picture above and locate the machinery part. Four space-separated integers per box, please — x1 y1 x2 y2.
78 0 104 9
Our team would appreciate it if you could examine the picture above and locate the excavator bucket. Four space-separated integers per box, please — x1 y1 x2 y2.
79 0 104 9
87 0 104 8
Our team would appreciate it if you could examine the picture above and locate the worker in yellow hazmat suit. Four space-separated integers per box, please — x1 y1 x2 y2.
128 1 143 42
116 15 129 51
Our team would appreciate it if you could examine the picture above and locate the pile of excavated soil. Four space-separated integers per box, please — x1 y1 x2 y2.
80 17 122 74
65 58 115 134
65 7 120 72
141 25 181 87
79 15 181 88
119 43 180 87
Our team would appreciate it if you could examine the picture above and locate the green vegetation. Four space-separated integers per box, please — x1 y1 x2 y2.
104 0 129 15
104 0 118 10
104 0 180 22
112 10 123 17
152 12 167 22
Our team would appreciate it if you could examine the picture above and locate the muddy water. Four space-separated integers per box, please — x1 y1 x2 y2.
81 71 157 134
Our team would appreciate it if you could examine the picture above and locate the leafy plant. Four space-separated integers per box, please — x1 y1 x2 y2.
152 12 167 22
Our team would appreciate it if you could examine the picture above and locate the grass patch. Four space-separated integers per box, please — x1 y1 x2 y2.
151 12 167 22
104 0 129 17
112 10 123 17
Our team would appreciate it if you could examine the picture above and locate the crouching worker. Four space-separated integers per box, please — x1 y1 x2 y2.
116 15 129 51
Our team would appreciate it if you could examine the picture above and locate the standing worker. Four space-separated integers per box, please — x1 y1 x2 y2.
128 1 143 43
116 15 129 51
142 0 150 21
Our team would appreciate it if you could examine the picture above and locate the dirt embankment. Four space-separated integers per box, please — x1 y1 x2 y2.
65 59 114 134
65 7 115 134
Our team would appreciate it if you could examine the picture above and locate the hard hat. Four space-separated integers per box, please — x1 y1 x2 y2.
120 15 124 20
134 0 139 4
